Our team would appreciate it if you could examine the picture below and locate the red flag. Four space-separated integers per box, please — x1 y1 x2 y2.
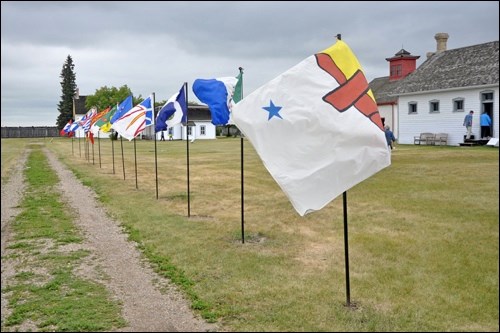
60 119 73 136
87 132 95 145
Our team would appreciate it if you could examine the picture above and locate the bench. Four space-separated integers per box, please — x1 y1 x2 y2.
414 133 435 145
434 133 448 146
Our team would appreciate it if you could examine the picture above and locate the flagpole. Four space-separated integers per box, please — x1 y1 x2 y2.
334 33 352 308
111 130 115 174
78 133 81 157
343 191 351 307
134 138 138 189
91 137 95 165
98 131 102 168
153 92 159 200
121 136 126 180
238 67 245 244
185 82 191 217
72 92 76 156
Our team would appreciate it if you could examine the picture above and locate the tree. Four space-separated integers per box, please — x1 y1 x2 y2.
56 55 77 130
85 85 136 111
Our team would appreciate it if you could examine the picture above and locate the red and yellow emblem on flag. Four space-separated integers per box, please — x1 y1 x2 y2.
232 39 390 216
315 41 383 131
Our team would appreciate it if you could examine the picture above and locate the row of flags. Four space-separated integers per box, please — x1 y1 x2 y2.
61 39 390 217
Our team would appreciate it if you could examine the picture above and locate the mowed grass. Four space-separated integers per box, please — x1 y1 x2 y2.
3 137 498 331
1 142 125 331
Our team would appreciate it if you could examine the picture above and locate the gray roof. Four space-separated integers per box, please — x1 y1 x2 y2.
369 76 399 104
74 96 87 116
187 105 211 121
393 41 499 95
154 105 211 121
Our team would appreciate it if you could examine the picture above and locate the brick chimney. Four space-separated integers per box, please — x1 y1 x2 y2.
427 33 449 59
435 33 449 53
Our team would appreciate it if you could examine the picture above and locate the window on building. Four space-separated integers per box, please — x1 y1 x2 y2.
453 98 464 112
408 102 418 114
390 64 403 77
481 91 494 102
429 100 440 113
187 127 192 135
396 65 402 76
200 125 206 136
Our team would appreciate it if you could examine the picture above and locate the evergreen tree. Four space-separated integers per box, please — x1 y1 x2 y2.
56 55 77 129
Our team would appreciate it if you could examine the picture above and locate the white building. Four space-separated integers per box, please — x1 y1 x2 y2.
370 33 499 146
145 105 216 141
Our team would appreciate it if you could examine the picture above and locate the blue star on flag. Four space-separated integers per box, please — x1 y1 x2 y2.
263 100 283 120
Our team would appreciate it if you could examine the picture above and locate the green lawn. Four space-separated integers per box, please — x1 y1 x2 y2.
2 137 499 332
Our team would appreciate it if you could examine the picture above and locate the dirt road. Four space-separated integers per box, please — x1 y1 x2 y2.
1 147 218 332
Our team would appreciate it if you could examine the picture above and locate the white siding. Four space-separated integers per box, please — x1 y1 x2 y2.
162 121 216 140
398 86 499 146
190 121 216 140
378 104 397 136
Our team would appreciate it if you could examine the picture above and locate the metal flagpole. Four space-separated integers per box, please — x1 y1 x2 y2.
98 132 101 168
343 191 351 307
111 130 115 174
134 138 138 189
72 89 77 156
112 102 119 175
121 136 126 180
238 67 245 244
185 82 191 217
153 92 159 199
334 33 352 308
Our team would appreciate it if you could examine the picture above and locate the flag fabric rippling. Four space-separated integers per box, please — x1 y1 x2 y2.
155 84 187 132
232 40 391 216
192 77 239 125
112 96 153 140
111 95 133 124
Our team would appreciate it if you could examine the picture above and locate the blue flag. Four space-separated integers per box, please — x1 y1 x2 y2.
192 77 238 125
155 85 187 132
111 95 133 124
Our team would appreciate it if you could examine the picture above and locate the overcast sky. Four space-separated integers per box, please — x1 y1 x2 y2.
1 1 499 127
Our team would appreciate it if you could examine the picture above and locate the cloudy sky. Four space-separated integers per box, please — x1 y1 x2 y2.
1 1 499 127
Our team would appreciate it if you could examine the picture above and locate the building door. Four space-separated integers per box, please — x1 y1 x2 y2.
481 91 494 138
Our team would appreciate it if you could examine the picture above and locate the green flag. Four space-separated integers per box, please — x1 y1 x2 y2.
95 105 117 132
233 71 243 103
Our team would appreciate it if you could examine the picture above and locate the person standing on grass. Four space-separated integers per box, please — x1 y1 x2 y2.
480 111 492 139
385 125 396 150
463 110 474 139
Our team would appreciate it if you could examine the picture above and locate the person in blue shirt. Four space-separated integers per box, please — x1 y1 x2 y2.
480 111 492 139
385 125 396 150
463 110 474 139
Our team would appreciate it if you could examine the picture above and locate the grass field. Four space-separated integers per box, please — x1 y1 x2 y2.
2 137 499 331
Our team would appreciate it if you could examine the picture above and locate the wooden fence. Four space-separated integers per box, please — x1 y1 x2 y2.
1 127 60 138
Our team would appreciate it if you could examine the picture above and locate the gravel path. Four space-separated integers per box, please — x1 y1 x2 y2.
1 147 218 332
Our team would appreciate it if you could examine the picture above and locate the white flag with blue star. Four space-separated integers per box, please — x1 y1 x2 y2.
232 40 391 216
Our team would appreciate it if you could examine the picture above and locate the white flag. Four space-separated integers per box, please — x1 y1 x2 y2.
112 96 153 141
232 40 390 216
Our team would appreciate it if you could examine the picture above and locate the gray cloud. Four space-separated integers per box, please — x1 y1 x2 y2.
1 1 498 126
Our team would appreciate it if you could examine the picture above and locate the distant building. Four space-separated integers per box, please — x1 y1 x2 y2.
370 47 420 135
144 105 216 141
370 33 499 145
